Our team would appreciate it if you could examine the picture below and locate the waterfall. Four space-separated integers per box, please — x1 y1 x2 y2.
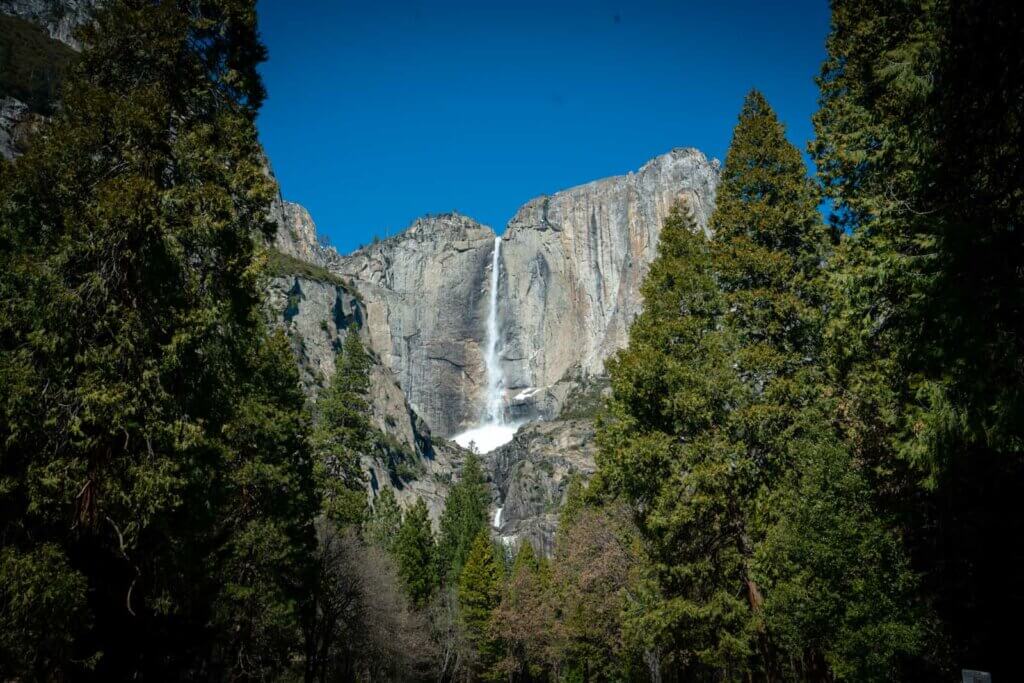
484 237 505 424
452 236 521 453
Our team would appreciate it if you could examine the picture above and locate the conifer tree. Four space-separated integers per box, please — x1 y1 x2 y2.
598 199 750 673
394 497 438 608
600 91 923 679
457 529 504 678
437 451 490 581
492 541 553 680
314 330 372 526
813 0 1024 675
0 1 317 678
364 486 402 553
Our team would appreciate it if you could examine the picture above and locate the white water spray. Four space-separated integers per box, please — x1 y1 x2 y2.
453 237 520 453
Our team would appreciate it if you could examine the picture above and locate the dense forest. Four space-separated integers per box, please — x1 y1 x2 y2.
1 0 1022 681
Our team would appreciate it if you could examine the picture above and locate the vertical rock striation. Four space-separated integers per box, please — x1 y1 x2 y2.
498 148 719 411
326 149 719 438
331 213 497 437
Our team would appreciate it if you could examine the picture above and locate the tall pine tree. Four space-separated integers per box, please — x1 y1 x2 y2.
457 529 505 679
313 330 371 526
437 451 491 582
394 497 439 609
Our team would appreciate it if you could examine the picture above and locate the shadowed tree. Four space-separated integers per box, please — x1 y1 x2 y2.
0 0 318 678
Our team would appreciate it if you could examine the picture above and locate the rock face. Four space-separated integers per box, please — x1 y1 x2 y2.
487 419 598 556
331 214 498 437
264 268 465 526
269 197 336 266
498 148 718 407
0 0 97 48
0 96 42 160
326 149 719 438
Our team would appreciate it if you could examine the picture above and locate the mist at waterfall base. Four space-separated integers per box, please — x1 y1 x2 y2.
452 237 522 454
453 423 520 454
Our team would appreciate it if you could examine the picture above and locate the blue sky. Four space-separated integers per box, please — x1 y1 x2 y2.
256 0 831 254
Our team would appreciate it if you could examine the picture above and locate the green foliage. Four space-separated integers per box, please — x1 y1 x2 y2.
0 14 76 114
364 486 402 553
598 91 923 679
756 441 925 681
437 452 491 581
0 544 93 676
457 529 505 676
0 1 317 678
394 497 439 608
814 0 1024 675
313 331 372 526
265 247 347 288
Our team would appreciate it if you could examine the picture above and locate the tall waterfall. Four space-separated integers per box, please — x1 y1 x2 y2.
484 237 506 424
452 236 520 453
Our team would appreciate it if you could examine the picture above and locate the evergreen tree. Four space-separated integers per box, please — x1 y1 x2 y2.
364 485 402 553
437 451 490 581
492 541 553 681
0 1 317 678
813 0 1024 675
600 91 923 678
313 330 371 526
457 529 504 678
394 497 438 609
598 199 751 674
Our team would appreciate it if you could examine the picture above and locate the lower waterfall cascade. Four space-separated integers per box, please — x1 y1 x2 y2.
453 236 521 453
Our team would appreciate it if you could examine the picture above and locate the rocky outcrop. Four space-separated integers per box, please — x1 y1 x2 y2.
269 197 335 266
497 148 718 414
487 419 598 556
0 0 97 48
331 214 498 437
0 96 42 160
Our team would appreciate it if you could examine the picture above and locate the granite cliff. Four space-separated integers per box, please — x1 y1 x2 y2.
271 149 720 549
277 149 719 440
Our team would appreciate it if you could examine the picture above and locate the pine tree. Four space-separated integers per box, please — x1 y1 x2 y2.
813 0 1024 675
457 529 504 678
364 486 402 553
0 1 316 678
314 330 372 526
599 91 923 678
492 541 552 680
437 451 490 581
598 199 751 674
394 497 438 609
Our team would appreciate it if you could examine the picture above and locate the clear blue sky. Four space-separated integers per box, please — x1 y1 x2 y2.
256 0 831 254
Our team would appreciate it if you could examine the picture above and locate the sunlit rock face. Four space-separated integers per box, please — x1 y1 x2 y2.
486 419 598 556
497 148 719 404
323 149 719 440
331 213 497 438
